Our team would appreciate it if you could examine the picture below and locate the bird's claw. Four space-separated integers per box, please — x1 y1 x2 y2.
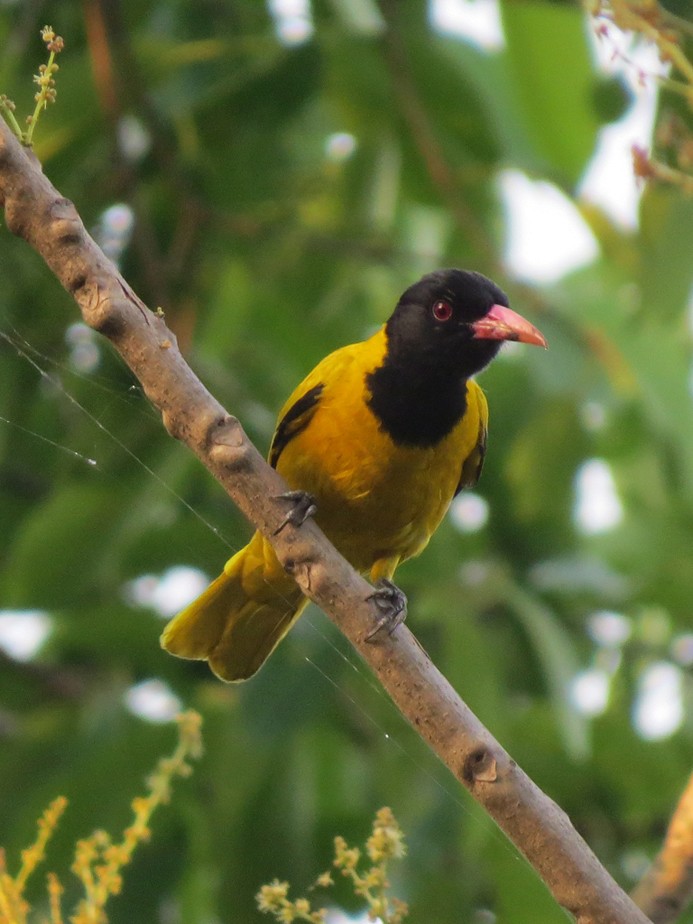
273 490 318 535
365 579 408 641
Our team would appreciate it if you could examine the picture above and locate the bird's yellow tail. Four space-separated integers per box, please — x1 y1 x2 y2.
160 531 307 682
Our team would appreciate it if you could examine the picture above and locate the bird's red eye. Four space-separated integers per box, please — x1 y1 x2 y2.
432 300 453 322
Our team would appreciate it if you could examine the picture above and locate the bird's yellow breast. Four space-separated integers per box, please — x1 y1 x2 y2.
273 328 487 575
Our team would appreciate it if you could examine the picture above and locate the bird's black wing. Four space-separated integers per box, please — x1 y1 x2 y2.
269 383 324 469
455 418 487 494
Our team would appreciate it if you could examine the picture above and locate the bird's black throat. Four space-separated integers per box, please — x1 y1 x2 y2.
365 357 470 447
364 271 507 446
365 310 502 447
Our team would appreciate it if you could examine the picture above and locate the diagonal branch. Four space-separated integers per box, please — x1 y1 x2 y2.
0 118 652 924
378 0 498 271
631 769 693 922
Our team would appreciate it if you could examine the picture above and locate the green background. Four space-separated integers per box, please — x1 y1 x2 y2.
1 1 693 921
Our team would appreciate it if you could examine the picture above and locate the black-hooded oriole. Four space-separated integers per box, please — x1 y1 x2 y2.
161 269 546 681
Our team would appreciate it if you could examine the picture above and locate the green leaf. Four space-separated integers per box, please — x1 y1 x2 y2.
639 185 693 320
501 0 602 183
507 582 590 762
2 483 123 607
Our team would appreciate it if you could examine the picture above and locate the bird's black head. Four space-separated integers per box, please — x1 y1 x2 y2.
385 268 545 379
366 269 546 447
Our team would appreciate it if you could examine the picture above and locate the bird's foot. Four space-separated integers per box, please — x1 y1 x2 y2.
273 490 318 535
365 579 408 641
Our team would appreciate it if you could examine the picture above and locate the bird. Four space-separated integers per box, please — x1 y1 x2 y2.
161 269 546 682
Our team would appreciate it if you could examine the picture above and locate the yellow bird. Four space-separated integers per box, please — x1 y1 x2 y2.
161 269 546 681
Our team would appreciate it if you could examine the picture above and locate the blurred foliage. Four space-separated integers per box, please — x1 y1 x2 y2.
0 711 202 924
256 806 408 923
1 0 693 922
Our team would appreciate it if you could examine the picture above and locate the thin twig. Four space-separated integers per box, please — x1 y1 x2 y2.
377 0 499 271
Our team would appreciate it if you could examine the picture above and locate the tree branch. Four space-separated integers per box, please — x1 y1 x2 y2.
378 0 498 271
0 118 652 924
632 770 693 922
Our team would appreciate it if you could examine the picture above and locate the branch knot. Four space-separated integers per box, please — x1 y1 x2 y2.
463 746 498 784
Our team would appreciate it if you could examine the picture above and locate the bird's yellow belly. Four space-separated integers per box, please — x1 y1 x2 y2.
275 392 474 574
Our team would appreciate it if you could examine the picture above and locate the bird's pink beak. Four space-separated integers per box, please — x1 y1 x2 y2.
471 304 547 348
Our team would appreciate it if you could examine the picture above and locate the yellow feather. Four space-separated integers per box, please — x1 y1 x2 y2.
161 326 489 681
161 531 306 682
